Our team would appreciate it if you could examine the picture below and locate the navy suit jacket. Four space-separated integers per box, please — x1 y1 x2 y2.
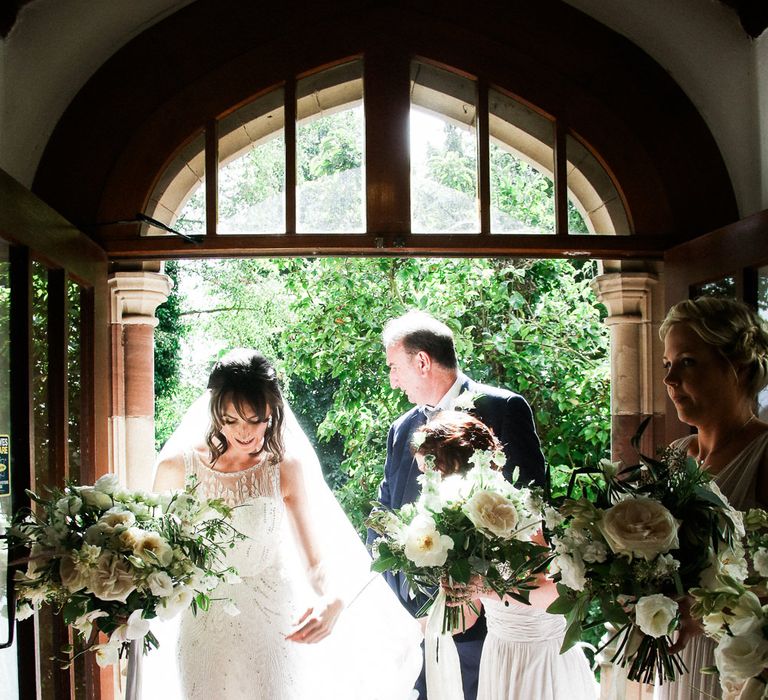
372 374 546 616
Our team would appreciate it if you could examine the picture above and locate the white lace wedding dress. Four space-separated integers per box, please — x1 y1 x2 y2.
142 447 422 700
477 597 598 700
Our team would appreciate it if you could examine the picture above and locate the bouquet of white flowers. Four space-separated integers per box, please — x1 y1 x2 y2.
690 508 768 698
368 447 550 632
10 473 244 668
545 419 741 685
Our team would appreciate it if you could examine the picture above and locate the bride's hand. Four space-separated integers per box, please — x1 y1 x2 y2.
286 596 344 644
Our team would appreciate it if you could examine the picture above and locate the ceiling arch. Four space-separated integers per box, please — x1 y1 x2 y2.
32 0 738 257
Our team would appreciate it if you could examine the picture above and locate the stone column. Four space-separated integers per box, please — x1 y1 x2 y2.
591 272 662 467
109 271 172 490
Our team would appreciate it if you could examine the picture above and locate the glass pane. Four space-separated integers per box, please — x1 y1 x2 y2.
0 240 16 698
489 89 555 234
218 89 285 234
691 277 736 300
566 133 630 235
145 132 206 238
411 62 479 233
67 281 82 483
757 267 768 420
296 61 365 233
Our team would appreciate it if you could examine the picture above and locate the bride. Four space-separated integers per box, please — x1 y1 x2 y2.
146 349 422 699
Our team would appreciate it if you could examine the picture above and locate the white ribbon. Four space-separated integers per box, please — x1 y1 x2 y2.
424 589 464 700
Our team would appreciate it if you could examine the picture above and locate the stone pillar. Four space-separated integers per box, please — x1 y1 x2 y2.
591 272 663 467
109 271 172 490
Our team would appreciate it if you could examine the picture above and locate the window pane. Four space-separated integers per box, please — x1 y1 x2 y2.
566 133 629 234
691 277 736 299
411 62 478 233
489 90 555 234
219 89 285 234
67 281 82 483
145 133 206 238
757 267 768 420
296 61 365 233
0 240 16 698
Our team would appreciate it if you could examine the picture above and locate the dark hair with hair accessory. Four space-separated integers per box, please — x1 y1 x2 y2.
205 349 285 464
412 410 502 475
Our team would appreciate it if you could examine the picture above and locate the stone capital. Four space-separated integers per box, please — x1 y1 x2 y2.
591 272 658 320
108 271 173 325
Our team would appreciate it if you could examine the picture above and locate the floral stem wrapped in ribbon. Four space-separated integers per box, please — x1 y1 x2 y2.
368 436 550 631
544 417 741 685
10 473 244 667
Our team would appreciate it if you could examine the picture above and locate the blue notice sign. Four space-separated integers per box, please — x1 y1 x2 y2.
0 435 9 496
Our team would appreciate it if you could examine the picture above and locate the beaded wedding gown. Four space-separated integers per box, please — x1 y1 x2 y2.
177 449 321 698
477 597 598 700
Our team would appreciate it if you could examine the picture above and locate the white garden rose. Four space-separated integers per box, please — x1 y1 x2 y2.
634 594 678 638
93 473 120 495
56 495 82 516
552 553 587 591
715 632 768 683
754 547 768 578
147 570 174 598
86 552 136 602
403 515 454 567
465 489 519 539
78 486 114 510
59 553 89 592
599 497 680 560
134 531 173 567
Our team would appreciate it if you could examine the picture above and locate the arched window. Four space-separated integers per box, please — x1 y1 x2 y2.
144 57 629 245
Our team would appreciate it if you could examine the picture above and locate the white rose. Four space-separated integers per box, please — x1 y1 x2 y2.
754 548 768 578
59 553 89 592
86 553 136 602
715 633 768 683
79 487 114 510
94 473 120 495
553 553 587 591
56 495 82 516
465 490 519 539
600 497 679 560
634 594 678 638
156 586 193 621
403 515 454 567
134 532 173 567
147 571 174 598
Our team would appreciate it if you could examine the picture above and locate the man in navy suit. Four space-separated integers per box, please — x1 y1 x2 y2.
374 310 546 700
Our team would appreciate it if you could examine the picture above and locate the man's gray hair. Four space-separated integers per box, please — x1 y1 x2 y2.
382 311 458 370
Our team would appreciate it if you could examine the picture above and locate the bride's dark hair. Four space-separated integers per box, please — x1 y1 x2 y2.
205 349 285 464
412 410 502 475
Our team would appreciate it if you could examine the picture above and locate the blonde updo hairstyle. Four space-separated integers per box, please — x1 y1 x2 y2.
659 297 768 398
412 410 502 476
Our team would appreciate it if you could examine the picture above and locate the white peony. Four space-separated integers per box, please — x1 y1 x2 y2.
599 497 680 560
147 571 174 598
715 632 768 683
634 594 678 638
403 515 454 567
465 489 520 539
